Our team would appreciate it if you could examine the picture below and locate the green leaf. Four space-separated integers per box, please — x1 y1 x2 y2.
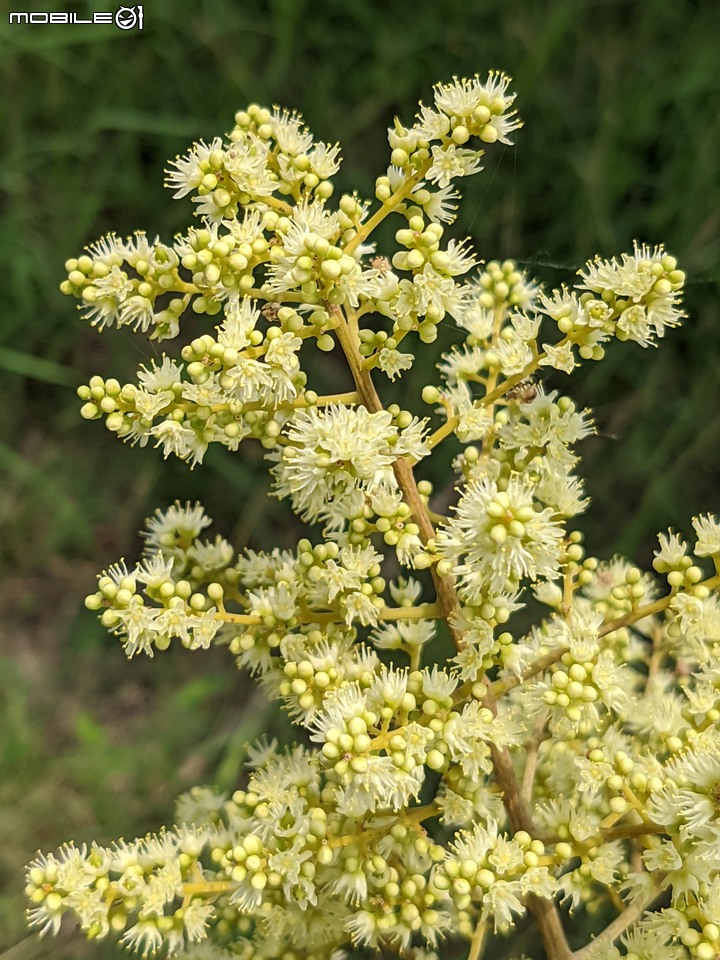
0 347 76 386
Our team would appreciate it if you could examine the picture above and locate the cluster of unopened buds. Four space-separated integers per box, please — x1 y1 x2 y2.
26 69 720 960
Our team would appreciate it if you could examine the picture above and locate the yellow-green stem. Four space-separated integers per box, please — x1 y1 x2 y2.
467 919 489 960
326 263 574 960
343 160 432 257
424 346 552 453
571 885 664 960
216 603 444 628
181 881 231 897
491 572 720 699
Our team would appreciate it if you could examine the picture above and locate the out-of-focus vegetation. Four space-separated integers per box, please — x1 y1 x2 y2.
1 0 719 956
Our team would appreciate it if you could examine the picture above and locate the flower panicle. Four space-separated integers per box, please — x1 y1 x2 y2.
28 70 720 960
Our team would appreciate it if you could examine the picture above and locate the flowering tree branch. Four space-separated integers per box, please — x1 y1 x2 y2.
26 71 720 960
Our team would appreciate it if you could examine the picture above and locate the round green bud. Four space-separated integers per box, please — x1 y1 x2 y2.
320 259 342 280
406 249 425 270
339 195 358 215
316 334 335 352
421 386 440 405
418 321 438 343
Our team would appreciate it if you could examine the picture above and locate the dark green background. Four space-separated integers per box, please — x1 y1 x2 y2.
1 1 719 956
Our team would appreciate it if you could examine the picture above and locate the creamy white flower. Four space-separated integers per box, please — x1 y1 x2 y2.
165 137 223 198
121 918 164 956
271 405 404 522
217 296 259 349
434 72 516 123
133 387 175 420
494 330 533 376
693 513 720 557
414 103 451 140
149 420 195 461
616 303 652 345
578 243 665 299
115 603 162 657
371 618 436 651
134 554 174 589
137 356 183 392
188 535 234 572
308 140 342 178
540 341 577 374
427 143 484 188
80 264 133 329
269 106 313 155
413 263 469 319
142 501 211 556
222 133 276 197
437 473 564 597
421 183 460 224
441 239 479 276
118 295 154 332
457 405 493 444
577 243 685 344
654 529 688 568
264 332 302 375
377 347 414 380
85 232 128 264
500 390 593 450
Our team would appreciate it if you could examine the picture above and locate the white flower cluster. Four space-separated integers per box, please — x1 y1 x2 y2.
29 72 720 960
270 403 428 539
84 503 395 664
77 298 316 466
26 831 215 952
26 642 546 956
437 473 565 602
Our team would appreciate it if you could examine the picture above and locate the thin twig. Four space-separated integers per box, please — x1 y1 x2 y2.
571 884 665 959
521 715 547 805
328 298 574 960
467 919 490 960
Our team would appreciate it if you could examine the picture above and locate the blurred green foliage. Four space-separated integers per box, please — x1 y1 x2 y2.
1 0 719 956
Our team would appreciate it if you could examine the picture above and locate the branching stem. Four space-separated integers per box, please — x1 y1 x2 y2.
217 603 444 627
180 881 231 897
343 160 431 256
571 884 665 959
329 299 573 960
491 571 720 698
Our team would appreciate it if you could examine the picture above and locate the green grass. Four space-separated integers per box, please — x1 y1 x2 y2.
1 1 719 956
